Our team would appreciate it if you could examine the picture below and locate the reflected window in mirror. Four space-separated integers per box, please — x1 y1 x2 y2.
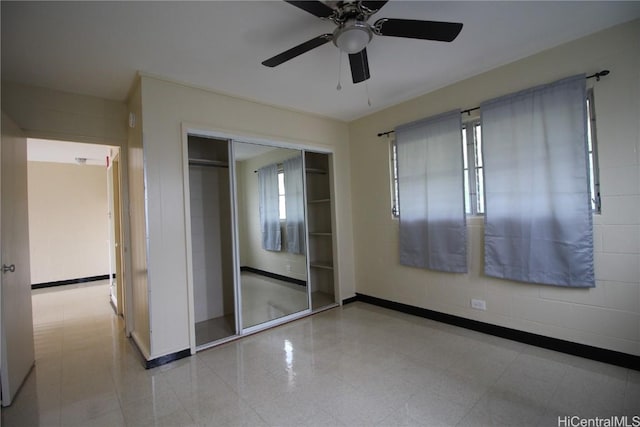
278 170 286 220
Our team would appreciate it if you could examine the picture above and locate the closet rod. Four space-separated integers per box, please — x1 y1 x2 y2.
305 168 327 175
252 167 326 174
189 159 229 168
376 69 610 138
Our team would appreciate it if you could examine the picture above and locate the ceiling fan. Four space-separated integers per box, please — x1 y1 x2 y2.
262 1 463 84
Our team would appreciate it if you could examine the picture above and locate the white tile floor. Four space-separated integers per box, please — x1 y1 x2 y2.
2 281 639 426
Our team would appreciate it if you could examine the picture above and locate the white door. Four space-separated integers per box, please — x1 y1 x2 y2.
1 112 35 407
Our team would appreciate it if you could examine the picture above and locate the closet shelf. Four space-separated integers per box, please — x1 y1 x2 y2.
305 168 327 175
308 198 331 204
189 158 229 168
309 232 332 236
310 262 333 270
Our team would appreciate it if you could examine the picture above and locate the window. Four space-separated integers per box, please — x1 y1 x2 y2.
389 93 599 217
462 121 484 215
390 123 485 218
587 88 601 213
278 170 286 220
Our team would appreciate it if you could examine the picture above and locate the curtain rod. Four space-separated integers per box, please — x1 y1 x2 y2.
376 70 610 138
254 164 284 173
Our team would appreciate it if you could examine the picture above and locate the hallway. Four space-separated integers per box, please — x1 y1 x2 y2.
3 281 136 426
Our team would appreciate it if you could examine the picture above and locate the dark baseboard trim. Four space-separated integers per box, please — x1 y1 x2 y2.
144 349 191 369
240 266 306 287
32 274 114 289
342 296 358 305
355 293 640 371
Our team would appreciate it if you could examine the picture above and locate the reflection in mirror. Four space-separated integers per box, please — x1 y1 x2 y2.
234 142 309 329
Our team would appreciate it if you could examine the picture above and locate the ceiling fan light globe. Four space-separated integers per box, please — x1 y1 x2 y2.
334 23 372 54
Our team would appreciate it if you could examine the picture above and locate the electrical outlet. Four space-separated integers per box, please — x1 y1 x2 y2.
471 299 486 311
286 264 291 272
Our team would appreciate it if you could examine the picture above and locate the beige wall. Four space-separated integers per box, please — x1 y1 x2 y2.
27 161 109 284
348 20 640 356
138 75 353 358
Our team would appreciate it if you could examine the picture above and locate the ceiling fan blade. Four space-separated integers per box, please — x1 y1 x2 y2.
349 48 370 84
375 18 463 42
360 1 389 13
284 1 335 18
262 34 333 67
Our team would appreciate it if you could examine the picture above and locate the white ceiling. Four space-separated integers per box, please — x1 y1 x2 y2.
2 1 640 122
234 141 279 161
28 138 114 166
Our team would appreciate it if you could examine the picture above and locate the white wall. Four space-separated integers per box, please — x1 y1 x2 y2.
348 20 640 356
236 147 307 281
27 161 109 283
189 165 233 322
138 75 353 358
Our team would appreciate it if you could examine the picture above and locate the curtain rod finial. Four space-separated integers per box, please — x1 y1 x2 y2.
596 70 610 81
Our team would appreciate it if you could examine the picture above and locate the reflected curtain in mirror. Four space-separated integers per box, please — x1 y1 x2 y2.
283 155 305 254
396 109 467 273
481 74 594 287
258 163 281 251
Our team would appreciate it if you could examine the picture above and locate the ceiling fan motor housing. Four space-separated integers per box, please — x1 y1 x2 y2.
333 21 373 54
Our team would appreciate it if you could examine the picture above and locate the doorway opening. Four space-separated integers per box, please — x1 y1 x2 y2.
26 138 126 318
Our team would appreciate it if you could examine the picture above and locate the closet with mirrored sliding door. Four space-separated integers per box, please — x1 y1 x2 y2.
184 132 338 351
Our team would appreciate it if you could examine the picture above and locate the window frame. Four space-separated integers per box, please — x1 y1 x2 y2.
277 169 286 220
462 119 484 216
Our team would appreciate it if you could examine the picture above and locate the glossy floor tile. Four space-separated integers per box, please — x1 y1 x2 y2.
2 281 638 426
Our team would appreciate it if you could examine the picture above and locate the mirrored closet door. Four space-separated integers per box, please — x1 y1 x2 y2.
185 135 338 350
187 136 236 347
234 142 310 330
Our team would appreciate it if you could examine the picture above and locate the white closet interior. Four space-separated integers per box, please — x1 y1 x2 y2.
187 136 235 347
305 152 337 311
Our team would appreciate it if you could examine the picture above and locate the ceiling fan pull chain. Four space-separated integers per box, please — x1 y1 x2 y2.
337 51 343 91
